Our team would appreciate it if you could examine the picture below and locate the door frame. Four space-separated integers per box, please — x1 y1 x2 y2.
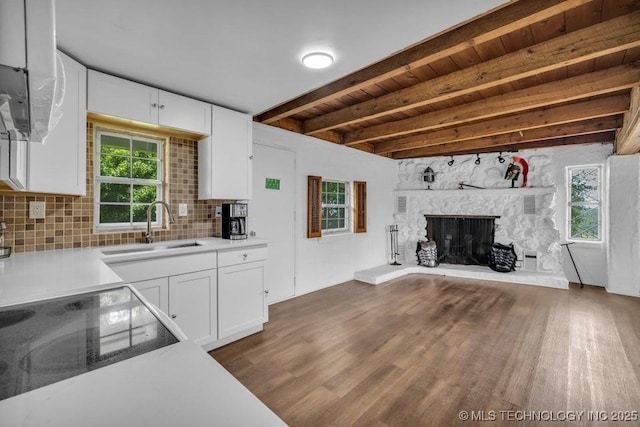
253 141 298 304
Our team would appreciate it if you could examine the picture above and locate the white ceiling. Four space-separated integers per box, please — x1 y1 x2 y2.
55 0 507 115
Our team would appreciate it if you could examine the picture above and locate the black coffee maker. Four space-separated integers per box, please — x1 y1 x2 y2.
222 203 248 240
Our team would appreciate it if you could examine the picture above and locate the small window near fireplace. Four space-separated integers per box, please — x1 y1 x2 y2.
567 165 602 242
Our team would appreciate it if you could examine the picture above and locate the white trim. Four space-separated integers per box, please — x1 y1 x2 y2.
565 164 604 243
320 178 351 234
94 130 165 232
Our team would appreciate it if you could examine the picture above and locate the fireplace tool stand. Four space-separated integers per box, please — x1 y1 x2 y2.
561 242 583 288
389 225 401 266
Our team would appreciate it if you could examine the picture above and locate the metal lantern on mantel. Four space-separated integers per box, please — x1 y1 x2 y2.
422 167 436 190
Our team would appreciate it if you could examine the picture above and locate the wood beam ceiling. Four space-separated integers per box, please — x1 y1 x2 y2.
303 12 640 135
344 65 640 145
392 118 621 159
255 1 640 159
255 0 592 124
374 95 629 155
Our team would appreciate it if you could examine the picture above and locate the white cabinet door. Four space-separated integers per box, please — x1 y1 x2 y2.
29 51 87 195
0 138 27 190
168 269 217 346
158 90 211 135
132 277 169 314
218 261 265 340
88 70 158 124
198 106 252 200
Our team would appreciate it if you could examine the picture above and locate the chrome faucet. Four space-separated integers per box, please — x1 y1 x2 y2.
145 201 176 244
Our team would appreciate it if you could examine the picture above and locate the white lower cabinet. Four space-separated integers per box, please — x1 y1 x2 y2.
132 277 169 313
168 269 217 347
218 261 266 340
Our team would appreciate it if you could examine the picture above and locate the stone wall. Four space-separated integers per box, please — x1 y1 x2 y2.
394 150 563 273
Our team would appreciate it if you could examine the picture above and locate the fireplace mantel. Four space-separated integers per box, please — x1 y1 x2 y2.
394 186 556 197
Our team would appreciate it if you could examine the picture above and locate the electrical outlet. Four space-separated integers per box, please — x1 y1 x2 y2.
29 201 46 219
214 206 222 218
178 203 188 217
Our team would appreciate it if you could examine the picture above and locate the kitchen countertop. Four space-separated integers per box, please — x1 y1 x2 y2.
0 237 268 306
0 340 285 427
0 237 285 426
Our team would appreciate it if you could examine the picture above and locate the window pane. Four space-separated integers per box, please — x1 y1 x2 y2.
570 168 599 203
132 159 158 180
326 181 337 192
327 219 339 229
325 192 338 205
336 182 345 193
100 183 130 203
133 204 155 223
100 205 130 223
338 219 345 229
132 139 158 159
337 193 345 204
100 154 131 178
100 134 130 155
570 205 600 240
133 185 157 204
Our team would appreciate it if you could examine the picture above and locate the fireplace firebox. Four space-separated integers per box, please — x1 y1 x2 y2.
425 215 498 266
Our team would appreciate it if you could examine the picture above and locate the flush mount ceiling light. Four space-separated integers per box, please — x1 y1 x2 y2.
301 52 334 69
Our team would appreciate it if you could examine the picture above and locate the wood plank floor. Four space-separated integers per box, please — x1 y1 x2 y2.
210 275 640 426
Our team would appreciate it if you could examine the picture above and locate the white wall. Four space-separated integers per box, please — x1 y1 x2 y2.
253 123 397 296
607 154 640 297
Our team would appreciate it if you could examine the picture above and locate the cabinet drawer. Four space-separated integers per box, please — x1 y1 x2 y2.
217 246 268 267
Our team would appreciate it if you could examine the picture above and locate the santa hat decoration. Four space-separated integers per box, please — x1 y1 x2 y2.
512 156 529 187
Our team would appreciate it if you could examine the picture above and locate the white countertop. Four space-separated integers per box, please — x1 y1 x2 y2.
0 340 285 427
0 237 268 306
0 237 285 427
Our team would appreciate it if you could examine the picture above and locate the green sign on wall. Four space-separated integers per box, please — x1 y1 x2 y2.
265 178 280 190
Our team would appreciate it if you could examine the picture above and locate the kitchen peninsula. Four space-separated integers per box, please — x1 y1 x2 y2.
0 238 285 427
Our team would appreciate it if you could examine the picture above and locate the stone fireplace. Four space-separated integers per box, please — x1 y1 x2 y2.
394 152 563 274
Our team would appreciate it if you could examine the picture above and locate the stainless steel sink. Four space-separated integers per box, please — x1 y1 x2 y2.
102 242 202 256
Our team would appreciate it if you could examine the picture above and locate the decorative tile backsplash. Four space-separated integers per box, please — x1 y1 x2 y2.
0 122 228 253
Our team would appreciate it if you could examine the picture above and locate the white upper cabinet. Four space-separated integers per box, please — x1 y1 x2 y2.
28 51 87 195
88 70 157 124
158 90 211 135
87 70 211 135
198 105 253 200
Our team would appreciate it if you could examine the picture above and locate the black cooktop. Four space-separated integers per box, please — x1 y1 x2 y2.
0 286 179 401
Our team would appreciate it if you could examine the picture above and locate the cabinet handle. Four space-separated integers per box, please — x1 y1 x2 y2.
170 314 177 319
242 253 248 260
159 104 166 109
151 103 158 108
249 155 254 160
264 290 269 295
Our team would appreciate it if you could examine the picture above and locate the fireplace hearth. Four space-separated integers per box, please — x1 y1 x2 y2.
425 215 497 266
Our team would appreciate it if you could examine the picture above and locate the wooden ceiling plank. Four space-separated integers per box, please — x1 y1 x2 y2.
374 95 629 154
391 118 620 159
616 86 640 154
345 64 640 145
255 0 592 124
304 11 640 135
395 132 615 159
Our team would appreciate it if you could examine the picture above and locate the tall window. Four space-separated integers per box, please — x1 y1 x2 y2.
567 165 602 242
321 180 349 232
95 130 164 230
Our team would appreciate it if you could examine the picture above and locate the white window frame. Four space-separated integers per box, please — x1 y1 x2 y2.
321 179 351 234
94 130 165 231
566 164 603 243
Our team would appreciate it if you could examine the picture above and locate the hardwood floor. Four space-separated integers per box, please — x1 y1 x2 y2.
210 275 640 426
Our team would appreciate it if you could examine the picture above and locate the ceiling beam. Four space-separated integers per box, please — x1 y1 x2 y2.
374 95 629 155
303 11 640 135
344 64 640 145
415 133 616 158
265 117 344 144
254 0 592 124
391 117 621 159
616 86 640 154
